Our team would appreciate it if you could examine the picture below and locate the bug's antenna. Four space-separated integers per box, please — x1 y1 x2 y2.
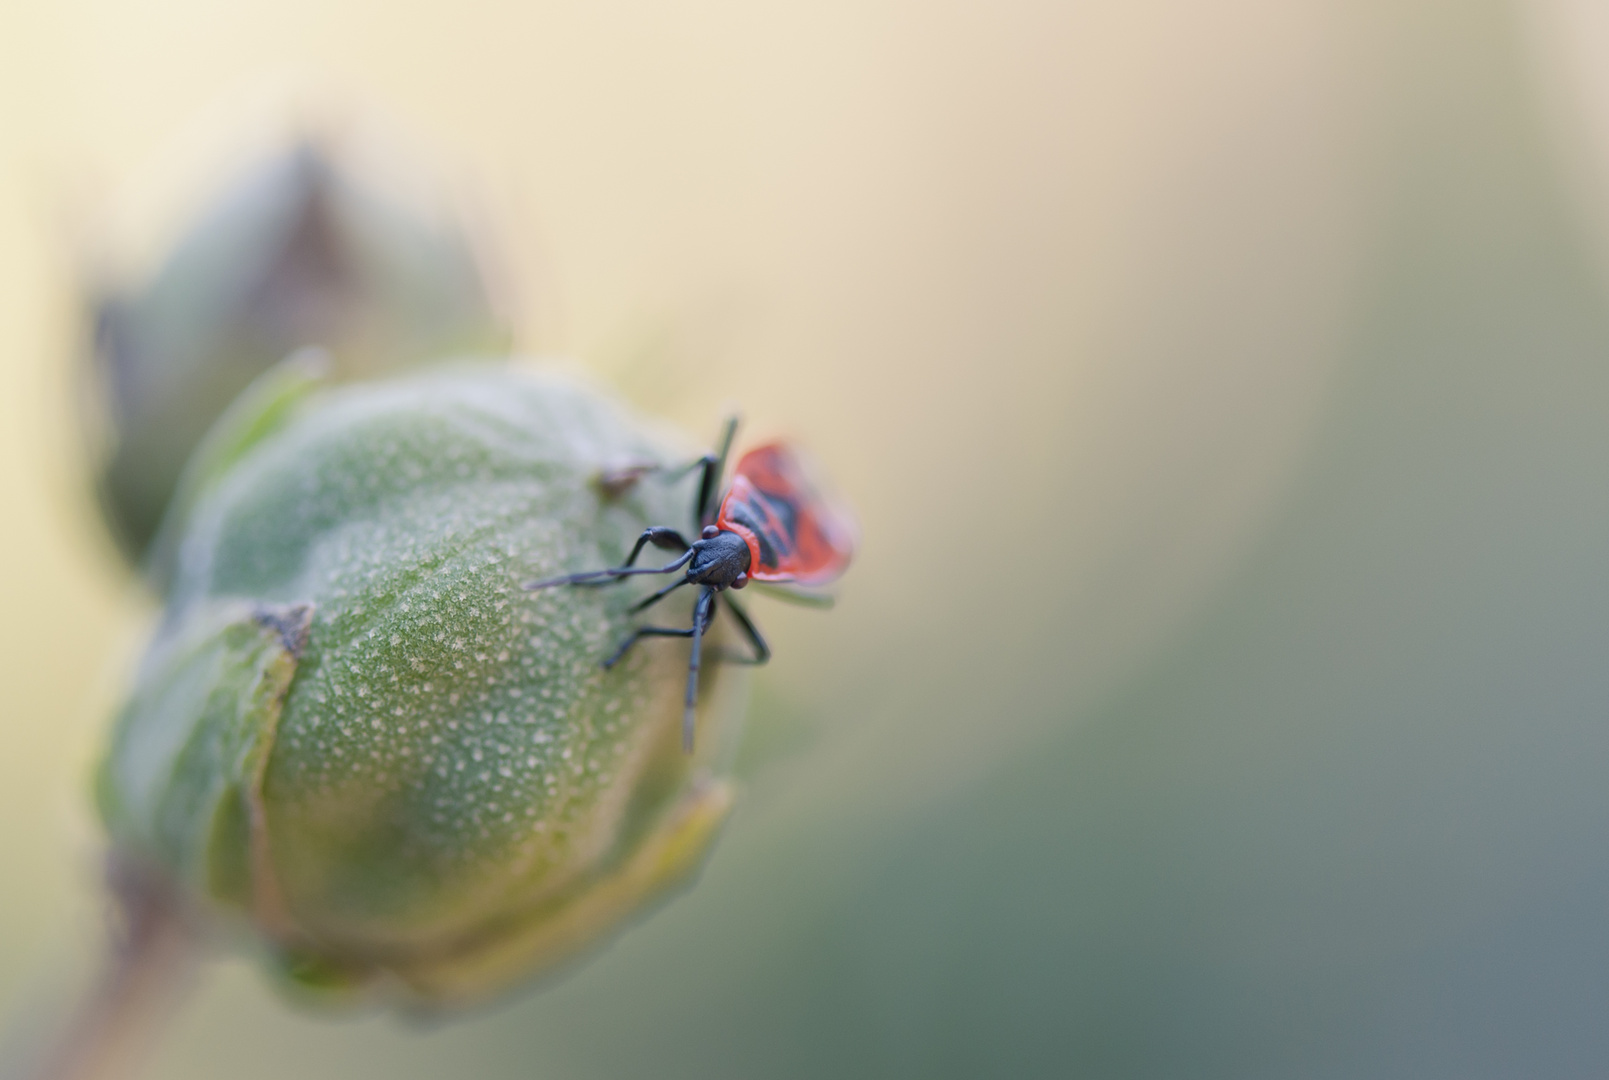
698 416 740 527
523 549 694 590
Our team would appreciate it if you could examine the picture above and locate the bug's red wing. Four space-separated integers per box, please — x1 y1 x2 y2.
716 443 855 585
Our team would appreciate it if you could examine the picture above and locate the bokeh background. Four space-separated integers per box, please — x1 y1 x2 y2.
5 0 1609 1076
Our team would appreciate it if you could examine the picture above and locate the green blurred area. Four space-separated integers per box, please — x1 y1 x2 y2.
5 0 1609 1076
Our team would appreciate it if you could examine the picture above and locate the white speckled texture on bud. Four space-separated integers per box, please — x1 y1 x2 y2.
97 366 743 1007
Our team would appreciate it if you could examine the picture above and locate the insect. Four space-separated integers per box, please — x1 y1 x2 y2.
524 418 854 751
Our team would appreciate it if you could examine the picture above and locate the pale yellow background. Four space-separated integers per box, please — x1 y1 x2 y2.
4 1 1609 1077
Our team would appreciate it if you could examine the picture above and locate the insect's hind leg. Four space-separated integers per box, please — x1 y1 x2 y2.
599 416 739 530
712 593 771 665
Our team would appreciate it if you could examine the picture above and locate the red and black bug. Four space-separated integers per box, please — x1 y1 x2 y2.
524 419 854 751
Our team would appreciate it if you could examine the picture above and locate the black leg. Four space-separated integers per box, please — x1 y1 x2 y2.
624 526 692 564
696 416 740 528
683 587 717 751
714 593 771 665
602 624 696 669
630 575 693 612
591 416 739 530
658 453 718 486
600 585 716 753
523 545 692 590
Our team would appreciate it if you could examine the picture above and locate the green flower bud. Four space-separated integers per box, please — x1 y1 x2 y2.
86 141 512 565
97 366 743 1007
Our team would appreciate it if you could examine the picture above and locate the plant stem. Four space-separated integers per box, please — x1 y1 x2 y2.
3 855 200 1080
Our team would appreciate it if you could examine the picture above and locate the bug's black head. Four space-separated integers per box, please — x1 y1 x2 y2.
686 529 751 589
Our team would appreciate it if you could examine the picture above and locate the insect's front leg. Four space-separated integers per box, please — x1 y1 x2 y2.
620 526 692 567
631 575 693 612
681 587 718 750
602 623 695 669
600 585 717 753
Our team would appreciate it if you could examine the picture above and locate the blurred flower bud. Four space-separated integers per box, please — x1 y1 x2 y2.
85 140 513 566
97 366 743 1007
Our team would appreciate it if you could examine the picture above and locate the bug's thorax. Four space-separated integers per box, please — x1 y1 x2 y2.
686 529 752 590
